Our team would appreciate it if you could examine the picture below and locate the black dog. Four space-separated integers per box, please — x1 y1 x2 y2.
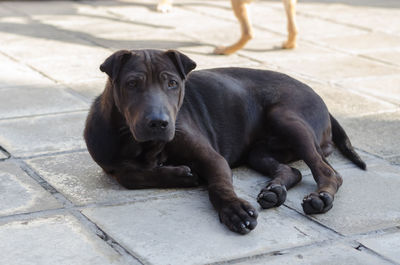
84 49 366 234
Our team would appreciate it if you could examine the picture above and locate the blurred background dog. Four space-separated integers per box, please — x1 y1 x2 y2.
157 0 298 55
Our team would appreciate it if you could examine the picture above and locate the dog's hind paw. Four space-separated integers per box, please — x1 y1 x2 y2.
157 2 172 13
257 183 287 209
219 199 258 234
302 192 333 214
282 40 297 49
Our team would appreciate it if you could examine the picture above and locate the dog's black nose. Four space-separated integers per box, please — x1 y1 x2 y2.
147 115 169 130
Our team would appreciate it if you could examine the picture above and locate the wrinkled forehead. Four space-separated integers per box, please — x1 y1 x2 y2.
120 50 179 79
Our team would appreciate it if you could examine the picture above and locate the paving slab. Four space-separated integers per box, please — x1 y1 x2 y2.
0 111 87 157
335 75 400 105
100 0 227 33
363 48 400 67
181 0 239 22
305 81 398 118
387 156 400 166
340 111 400 157
284 161 400 235
67 77 106 100
239 41 333 66
0 54 53 89
0 151 7 160
0 85 88 119
272 54 399 83
26 151 186 206
2 1 86 16
359 231 400 263
253 4 367 40
0 20 102 60
0 214 130 265
31 13 154 40
235 242 392 265
297 2 400 35
94 29 201 51
0 18 109 83
320 32 400 54
82 190 334 265
0 160 61 217
180 45 260 69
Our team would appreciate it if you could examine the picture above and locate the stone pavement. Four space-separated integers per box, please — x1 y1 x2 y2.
0 0 399 264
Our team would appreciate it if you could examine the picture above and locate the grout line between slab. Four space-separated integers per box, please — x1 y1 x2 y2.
207 237 371 265
0 109 89 122
355 243 400 265
0 107 88 121
0 49 92 104
0 145 11 160
70 209 146 265
8 157 147 264
17 148 89 160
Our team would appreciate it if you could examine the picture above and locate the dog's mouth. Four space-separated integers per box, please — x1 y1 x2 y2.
129 124 175 143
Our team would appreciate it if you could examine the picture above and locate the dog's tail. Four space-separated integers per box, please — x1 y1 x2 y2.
330 114 366 170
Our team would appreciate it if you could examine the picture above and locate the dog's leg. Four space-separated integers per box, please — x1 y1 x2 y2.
282 0 298 49
247 145 302 209
157 0 173 13
111 164 200 189
183 143 258 234
214 0 254 55
268 110 342 214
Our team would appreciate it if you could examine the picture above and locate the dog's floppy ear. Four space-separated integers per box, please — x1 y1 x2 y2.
100 50 132 82
165 50 196 79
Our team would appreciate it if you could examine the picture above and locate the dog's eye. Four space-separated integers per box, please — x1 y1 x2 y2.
167 80 178 89
127 80 137 88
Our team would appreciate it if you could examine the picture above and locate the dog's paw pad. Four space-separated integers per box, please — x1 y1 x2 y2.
257 183 287 209
302 192 333 214
219 199 258 234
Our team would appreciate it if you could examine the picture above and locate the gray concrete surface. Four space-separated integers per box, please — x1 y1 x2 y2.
0 0 399 265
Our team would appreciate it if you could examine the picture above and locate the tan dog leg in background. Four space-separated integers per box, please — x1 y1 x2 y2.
157 0 297 53
282 0 298 49
214 0 254 55
157 0 173 13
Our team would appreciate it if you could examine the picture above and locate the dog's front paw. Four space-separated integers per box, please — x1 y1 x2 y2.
302 192 333 214
219 199 258 234
175 165 200 186
257 183 287 209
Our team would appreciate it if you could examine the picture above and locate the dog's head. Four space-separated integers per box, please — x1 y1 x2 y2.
100 49 196 142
